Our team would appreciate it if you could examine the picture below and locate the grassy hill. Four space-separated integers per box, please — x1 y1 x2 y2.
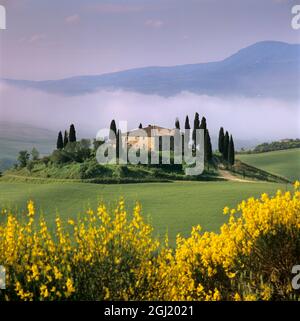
0 180 291 245
0 122 55 170
237 148 300 182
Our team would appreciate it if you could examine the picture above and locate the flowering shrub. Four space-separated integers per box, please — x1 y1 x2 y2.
0 181 299 301
0 200 159 301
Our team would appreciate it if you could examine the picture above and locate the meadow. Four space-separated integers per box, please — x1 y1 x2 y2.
0 180 290 244
237 148 300 182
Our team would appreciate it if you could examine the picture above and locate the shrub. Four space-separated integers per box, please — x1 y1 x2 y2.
0 182 299 301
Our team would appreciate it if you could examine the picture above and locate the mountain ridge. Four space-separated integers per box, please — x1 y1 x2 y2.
2 41 300 99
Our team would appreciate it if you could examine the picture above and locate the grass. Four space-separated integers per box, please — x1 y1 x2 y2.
0 180 291 245
237 148 300 182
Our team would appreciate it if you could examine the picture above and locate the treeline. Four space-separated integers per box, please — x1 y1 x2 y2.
14 116 235 173
175 114 235 166
241 139 300 154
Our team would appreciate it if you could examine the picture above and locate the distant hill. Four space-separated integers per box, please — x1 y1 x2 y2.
0 122 55 170
3 41 300 100
250 139 300 153
237 148 300 182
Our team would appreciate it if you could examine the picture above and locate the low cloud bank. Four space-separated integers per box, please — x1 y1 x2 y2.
0 83 299 146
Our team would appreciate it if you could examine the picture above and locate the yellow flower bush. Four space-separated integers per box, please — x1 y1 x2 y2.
0 182 300 301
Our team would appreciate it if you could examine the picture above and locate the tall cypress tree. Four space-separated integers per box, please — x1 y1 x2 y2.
69 124 77 143
218 127 225 154
109 120 117 140
192 112 200 149
223 131 229 160
200 116 207 131
138 123 143 129
185 116 190 130
184 115 191 152
204 129 213 162
228 135 235 166
56 131 63 150
175 118 180 129
116 129 122 161
63 130 69 148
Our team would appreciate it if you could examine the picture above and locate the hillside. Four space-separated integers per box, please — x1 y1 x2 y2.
237 148 300 182
3 41 300 100
0 181 290 245
0 122 55 170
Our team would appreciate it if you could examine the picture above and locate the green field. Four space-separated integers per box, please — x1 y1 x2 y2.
237 148 300 182
0 180 290 244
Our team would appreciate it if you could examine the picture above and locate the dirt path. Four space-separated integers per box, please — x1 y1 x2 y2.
218 169 255 183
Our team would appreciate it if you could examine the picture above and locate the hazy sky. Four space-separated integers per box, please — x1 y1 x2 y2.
0 0 299 80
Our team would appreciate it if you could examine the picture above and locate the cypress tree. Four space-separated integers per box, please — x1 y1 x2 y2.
56 131 63 150
184 115 191 153
192 112 200 149
185 116 190 130
204 129 213 162
63 130 69 148
109 120 117 140
200 116 207 131
218 127 224 154
116 129 122 161
223 131 229 160
69 124 77 143
175 118 180 129
138 123 143 129
228 135 235 166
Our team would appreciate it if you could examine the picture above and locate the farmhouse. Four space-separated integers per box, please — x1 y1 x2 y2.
123 125 175 151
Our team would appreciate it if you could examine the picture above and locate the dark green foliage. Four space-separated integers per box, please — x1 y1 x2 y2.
223 131 229 160
69 124 77 143
185 116 190 130
63 130 69 147
57 131 64 150
205 130 213 162
31 147 39 161
138 123 143 129
228 135 235 165
26 161 34 173
251 139 300 153
175 118 180 129
218 127 225 154
109 120 117 140
200 117 207 131
116 129 123 161
192 112 200 149
17 150 30 168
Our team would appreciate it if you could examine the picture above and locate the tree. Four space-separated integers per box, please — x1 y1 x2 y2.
56 131 63 150
138 123 143 129
31 147 39 161
223 131 229 160
184 116 190 130
116 129 123 161
228 135 235 166
63 130 69 147
205 130 213 163
192 112 200 149
69 124 77 143
17 150 30 168
175 118 180 129
218 127 225 154
27 161 34 173
109 120 117 141
200 116 207 131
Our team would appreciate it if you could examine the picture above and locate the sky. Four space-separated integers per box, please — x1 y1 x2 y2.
0 0 299 80
0 0 299 145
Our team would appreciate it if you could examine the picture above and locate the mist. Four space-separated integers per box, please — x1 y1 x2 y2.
0 83 299 146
